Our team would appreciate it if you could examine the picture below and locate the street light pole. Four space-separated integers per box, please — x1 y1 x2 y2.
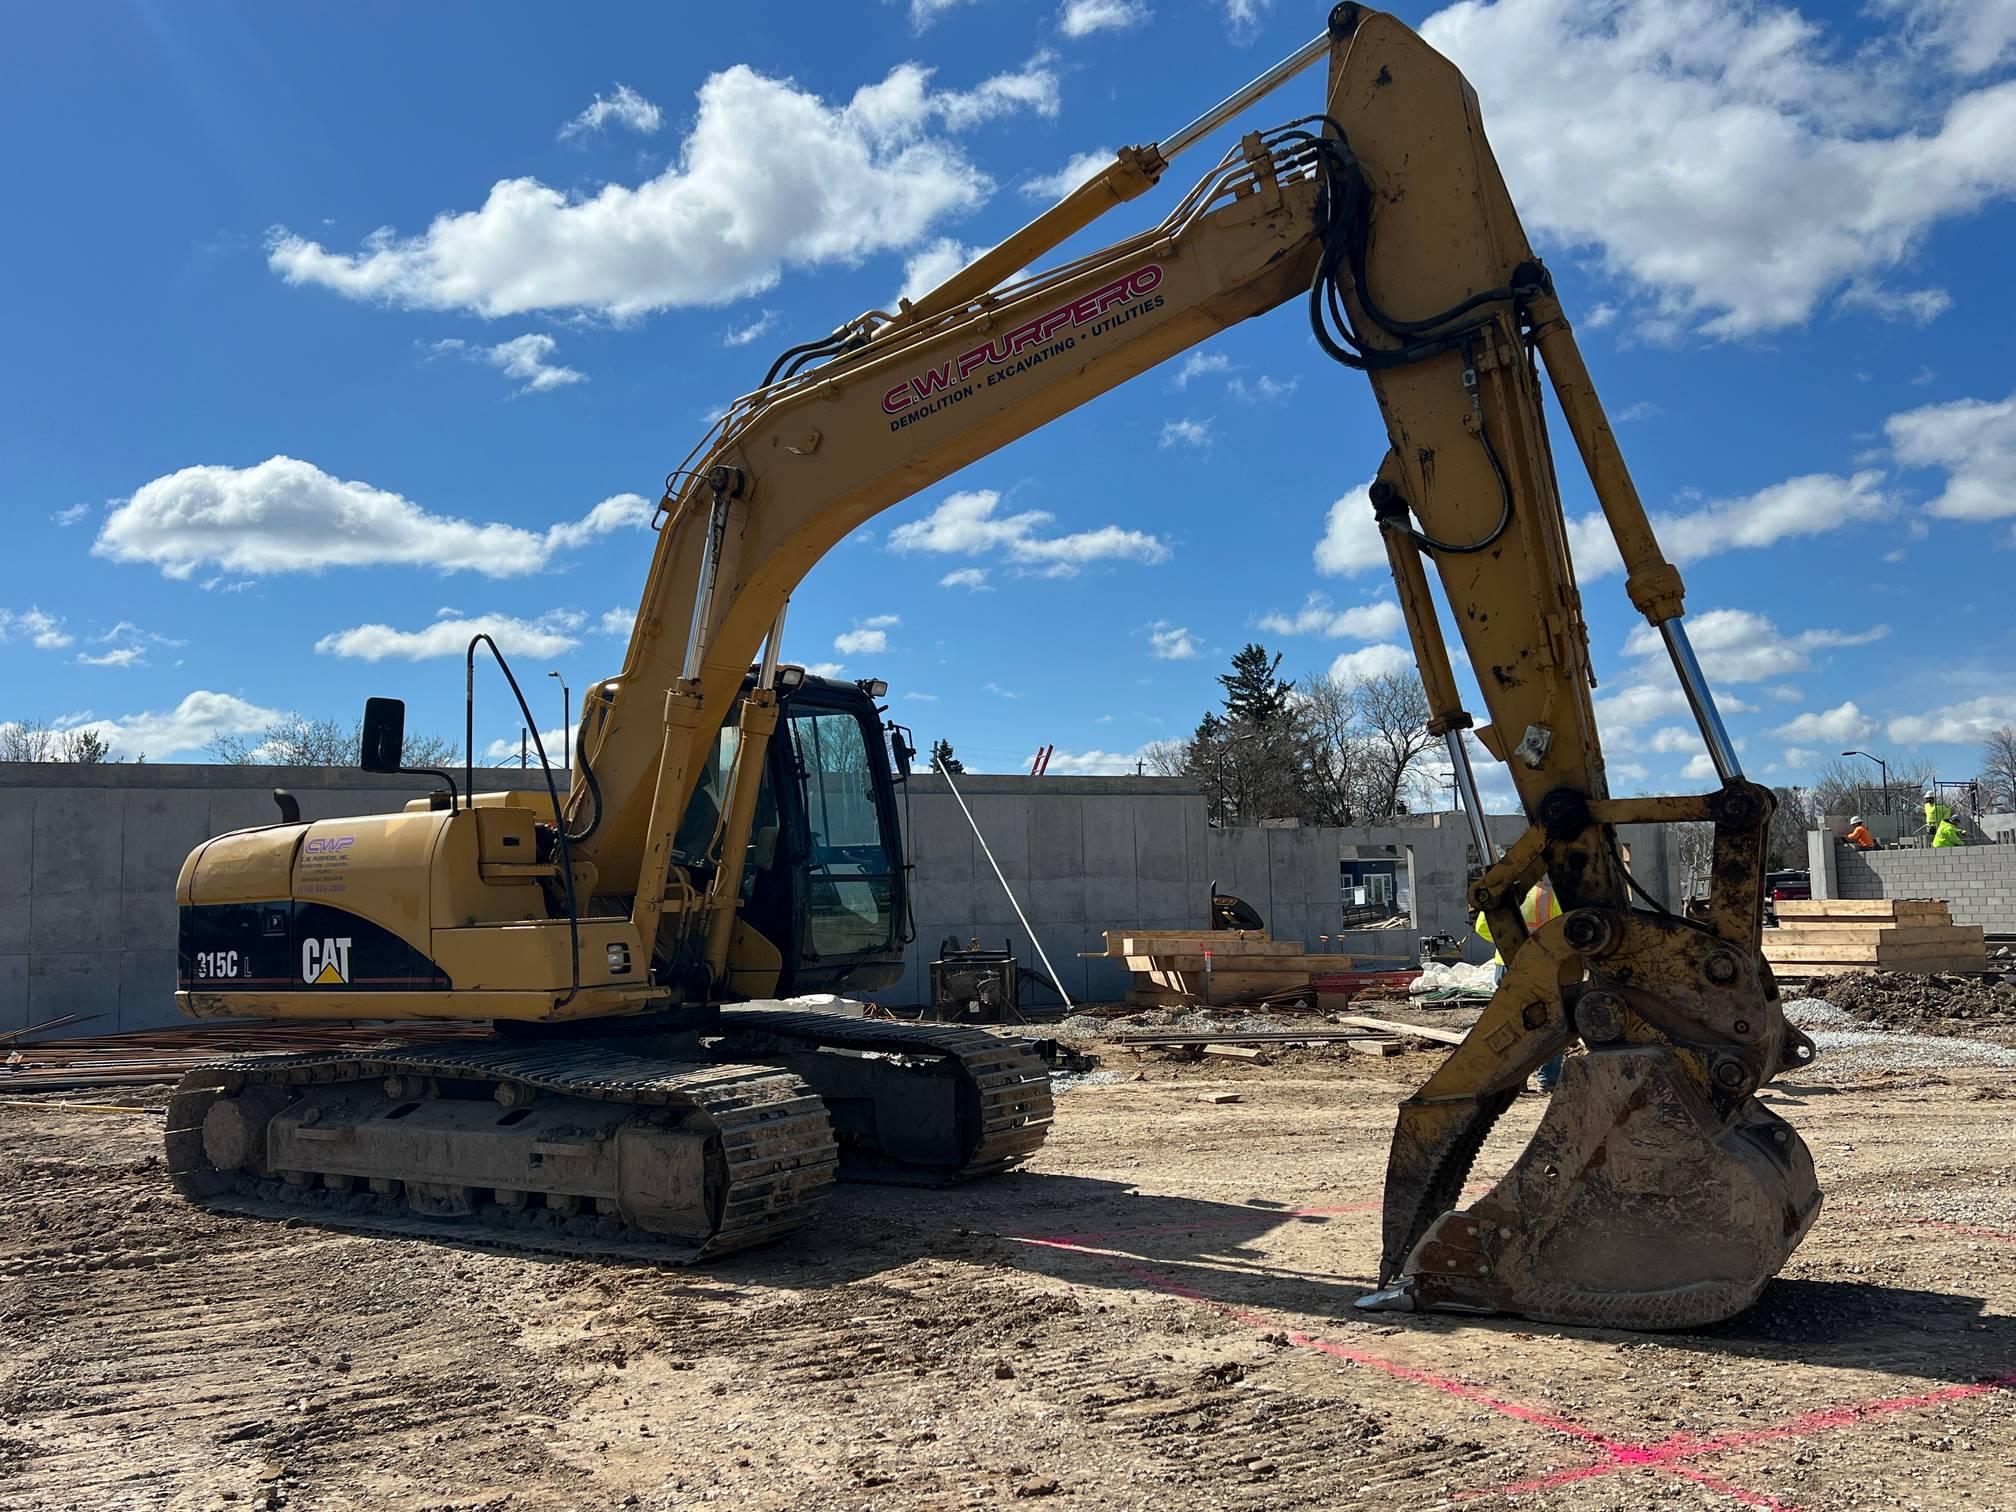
549 671 570 774
1842 749 1888 815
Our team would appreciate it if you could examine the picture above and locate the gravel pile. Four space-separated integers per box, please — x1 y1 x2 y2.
1781 992 2016 1076
1822 970 2016 1032
1798 1027 2016 1077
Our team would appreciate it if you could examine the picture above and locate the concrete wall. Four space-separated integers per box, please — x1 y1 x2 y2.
1814 833 2016 931
2 760 1685 1030
0 762 562 1035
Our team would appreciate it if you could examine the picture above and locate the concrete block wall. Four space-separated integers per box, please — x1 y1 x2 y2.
1831 842 2016 931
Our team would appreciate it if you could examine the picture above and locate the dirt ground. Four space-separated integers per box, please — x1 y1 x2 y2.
4 1035 2015 1512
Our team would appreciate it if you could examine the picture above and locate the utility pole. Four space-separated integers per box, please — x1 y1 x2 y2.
548 671 571 773
520 729 528 769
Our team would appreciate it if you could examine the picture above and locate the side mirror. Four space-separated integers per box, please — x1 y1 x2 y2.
887 722 915 781
360 697 407 773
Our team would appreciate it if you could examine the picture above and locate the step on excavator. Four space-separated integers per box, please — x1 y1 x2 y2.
167 4 1819 1328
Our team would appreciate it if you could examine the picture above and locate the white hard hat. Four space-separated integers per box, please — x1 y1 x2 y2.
1851 815 1864 825
1924 789 1936 799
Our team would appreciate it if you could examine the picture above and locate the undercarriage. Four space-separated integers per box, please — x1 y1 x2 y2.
165 1011 1054 1261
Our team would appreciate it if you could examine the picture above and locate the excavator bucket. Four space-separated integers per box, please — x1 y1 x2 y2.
1361 907 1822 1330
1370 1045 1820 1328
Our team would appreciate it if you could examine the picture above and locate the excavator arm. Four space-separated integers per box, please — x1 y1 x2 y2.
492 6 1825 1325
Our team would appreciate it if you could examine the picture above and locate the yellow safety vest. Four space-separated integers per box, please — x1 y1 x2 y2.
1933 820 1965 848
1475 883 1559 964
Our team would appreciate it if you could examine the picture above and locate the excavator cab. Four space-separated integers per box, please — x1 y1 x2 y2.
678 671 908 999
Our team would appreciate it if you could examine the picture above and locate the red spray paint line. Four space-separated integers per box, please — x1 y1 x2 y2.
1017 1210 2016 1511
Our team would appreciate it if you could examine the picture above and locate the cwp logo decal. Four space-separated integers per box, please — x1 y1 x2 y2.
302 936 353 985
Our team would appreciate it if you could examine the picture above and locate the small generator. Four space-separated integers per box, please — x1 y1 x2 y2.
929 937 1020 1023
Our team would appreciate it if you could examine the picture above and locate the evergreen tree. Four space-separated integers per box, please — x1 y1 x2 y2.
929 738 964 774
1217 643 1294 728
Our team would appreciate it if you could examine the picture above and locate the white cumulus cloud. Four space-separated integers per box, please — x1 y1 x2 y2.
1889 693 2016 746
94 457 653 580
433 332 586 394
1172 352 1229 389
835 614 899 656
1059 0 1146 37
888 489 1169 577
1886 389 2016 523
1044 746 1149 775
1314 484 1385 576
1021 147 1114 199
939 567 990 590
61 690 284 761
559 83 663 140
600 606 636 636
270 59 1057 320
1328 644 1414 682
1148 622 1197 659
1258 592 1403 641
0 607 73 650
1420 0 2016 338
1159 418 1211 449
721 310 779 348
1620 608 1887 683
316 610 587 662
1567 470 1891 580
1772 700 1877 745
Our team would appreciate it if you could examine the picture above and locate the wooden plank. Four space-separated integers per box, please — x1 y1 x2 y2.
1202 1044 1270 1063
1106 928 1275 949
1334 1013 1467 1046
1348 1038 1401 1057
1201 1091 1243 1104
1767 938 1987 965
1119 936 1304 958
1768 925 1979 947
1773 899 1950 921
1124 953 1354 973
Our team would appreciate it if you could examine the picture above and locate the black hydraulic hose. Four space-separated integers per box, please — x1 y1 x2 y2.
762 332 847 387
1302 123 1523 559
465 633 581 1007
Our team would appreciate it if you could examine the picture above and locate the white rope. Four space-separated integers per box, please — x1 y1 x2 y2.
936 766 1075 1009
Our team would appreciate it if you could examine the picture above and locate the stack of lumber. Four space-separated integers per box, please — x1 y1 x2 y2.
1764 899 1986 977
1084 929 1355 1008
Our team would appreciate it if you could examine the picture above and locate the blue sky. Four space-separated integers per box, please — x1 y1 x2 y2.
4 0 2015 803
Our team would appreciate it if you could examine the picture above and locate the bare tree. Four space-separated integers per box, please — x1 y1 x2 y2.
1979 726 2016 812
1808 755 1935 821
0 721 120 763
1765 785 1813 871
1357 670 1434 818
209 713 459 767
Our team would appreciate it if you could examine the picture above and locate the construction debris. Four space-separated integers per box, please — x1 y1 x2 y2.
1766 899 1987 976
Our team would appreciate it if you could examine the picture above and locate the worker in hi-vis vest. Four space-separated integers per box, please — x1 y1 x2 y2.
1924 790 1953 841
1475 880 1562 1092
1934 816 1966 848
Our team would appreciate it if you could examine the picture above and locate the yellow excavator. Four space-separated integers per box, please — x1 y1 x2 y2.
167 4 1819 1327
